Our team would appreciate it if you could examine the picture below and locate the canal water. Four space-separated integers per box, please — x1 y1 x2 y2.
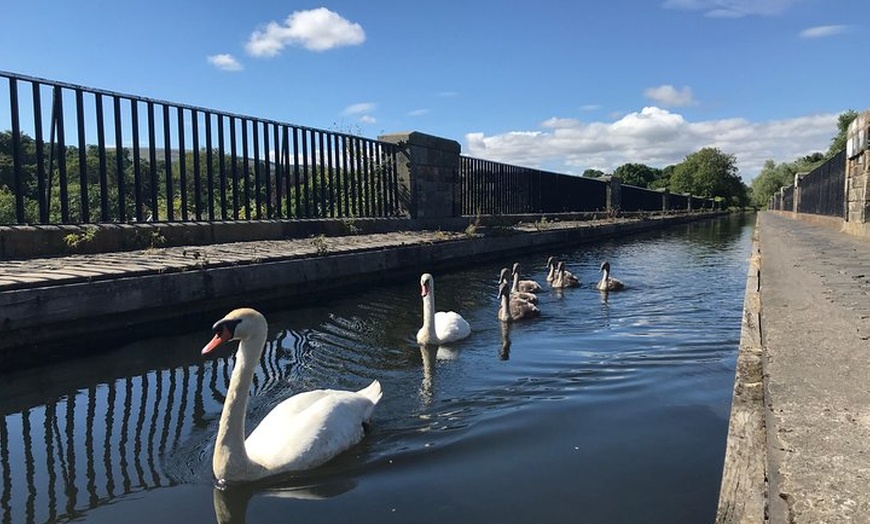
0 213 754 524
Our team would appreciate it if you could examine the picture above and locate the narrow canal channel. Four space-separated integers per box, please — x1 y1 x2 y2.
0 213 754 524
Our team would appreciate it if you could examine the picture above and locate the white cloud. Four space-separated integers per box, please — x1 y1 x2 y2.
245 8 365 56
464 107 837 182
206 54 243 72
579 104 601 112
662 0 801 18
644 85 696 107
799 25 850 39
342 102 376 115
359 115 377 124
408 109 429 116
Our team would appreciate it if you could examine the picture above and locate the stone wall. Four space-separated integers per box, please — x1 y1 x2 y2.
845 111 870 235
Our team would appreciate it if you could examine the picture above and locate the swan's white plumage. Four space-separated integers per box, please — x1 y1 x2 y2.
416 273 471 345
203 308 381 483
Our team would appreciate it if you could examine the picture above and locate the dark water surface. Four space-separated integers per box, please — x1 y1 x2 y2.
1 213 755 524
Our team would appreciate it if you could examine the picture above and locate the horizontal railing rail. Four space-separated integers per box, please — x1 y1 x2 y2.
0 71 402 225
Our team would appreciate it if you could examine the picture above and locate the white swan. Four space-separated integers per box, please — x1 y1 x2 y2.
416 273 471 345
551 261 580 289
597 261 625 291
499 267 538 304
512 262 542 293
497 280 540 322
201 308 382 483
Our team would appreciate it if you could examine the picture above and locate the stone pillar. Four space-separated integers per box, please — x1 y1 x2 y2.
606 176 622 213
687 194 693 212
793 172 808 213
661 188 670 212
378 131 461 219
845 111 870 233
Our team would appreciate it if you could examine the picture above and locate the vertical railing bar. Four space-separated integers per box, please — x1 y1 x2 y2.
262 123 273 218
318 131 327 218
177 107 188 221
95 93 109 222
341 136 351 216
113 96 126 222
8 78 26 223
204 112 214 221
299 128 309 218
289 126 298 218
253 120 264 219
241 118 252 220
32 81 49 223
217 116 228 220
361 139 371 216
130 99 143 222
75 89 90 222
146 101 159 221
229 116 239 220
162 104 174 222
354 137 365 216
333 134 343 217
326 132 335 218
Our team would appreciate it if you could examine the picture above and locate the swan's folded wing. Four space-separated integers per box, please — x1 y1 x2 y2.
245 391 376 472
434 311 471 343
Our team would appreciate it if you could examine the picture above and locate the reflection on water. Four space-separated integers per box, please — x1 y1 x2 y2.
0 213 755 524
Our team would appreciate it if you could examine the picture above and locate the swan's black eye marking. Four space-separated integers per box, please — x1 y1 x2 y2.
213 318 243 338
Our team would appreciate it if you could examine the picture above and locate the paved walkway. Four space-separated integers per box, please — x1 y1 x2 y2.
758 212 870 522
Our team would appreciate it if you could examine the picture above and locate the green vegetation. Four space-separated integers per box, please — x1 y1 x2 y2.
0 130 392 225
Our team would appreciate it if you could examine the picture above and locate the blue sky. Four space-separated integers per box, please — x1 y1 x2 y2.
1 0 867 182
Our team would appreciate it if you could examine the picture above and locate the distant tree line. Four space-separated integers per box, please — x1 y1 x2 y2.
582 147 749 208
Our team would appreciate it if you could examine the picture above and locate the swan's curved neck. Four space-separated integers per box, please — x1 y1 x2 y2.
214 332 267 480
421 291 436 337
511 271 520 292
499 291 511 321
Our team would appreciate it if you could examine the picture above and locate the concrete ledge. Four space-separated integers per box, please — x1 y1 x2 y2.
716 216 767 523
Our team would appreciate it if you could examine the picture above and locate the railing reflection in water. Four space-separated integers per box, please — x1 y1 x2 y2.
0 332 299 524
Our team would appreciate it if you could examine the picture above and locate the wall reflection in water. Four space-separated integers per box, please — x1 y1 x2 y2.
0 332 301 524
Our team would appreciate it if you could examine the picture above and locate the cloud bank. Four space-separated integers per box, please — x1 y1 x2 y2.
465 106 837 182
246 8 365 56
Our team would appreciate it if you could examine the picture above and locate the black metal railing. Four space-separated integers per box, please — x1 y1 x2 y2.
459 156 610 214
796 150 845 218
622 184 664 212
0 71 402 225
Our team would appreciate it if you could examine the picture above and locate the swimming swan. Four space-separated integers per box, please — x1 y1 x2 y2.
497 280 540 322
499 267 538 304
416 273 472 345
551 261 580 289
545 257 557 283
597 261 625 291
512 262 542 293
202 308 382 484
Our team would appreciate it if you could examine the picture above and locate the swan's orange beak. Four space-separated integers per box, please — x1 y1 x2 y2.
420 283 429 297
202 326 232 355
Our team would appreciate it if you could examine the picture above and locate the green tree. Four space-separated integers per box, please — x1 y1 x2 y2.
670 147 748 207
582 168 606 178
827 110 858 158
612 163 661 188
